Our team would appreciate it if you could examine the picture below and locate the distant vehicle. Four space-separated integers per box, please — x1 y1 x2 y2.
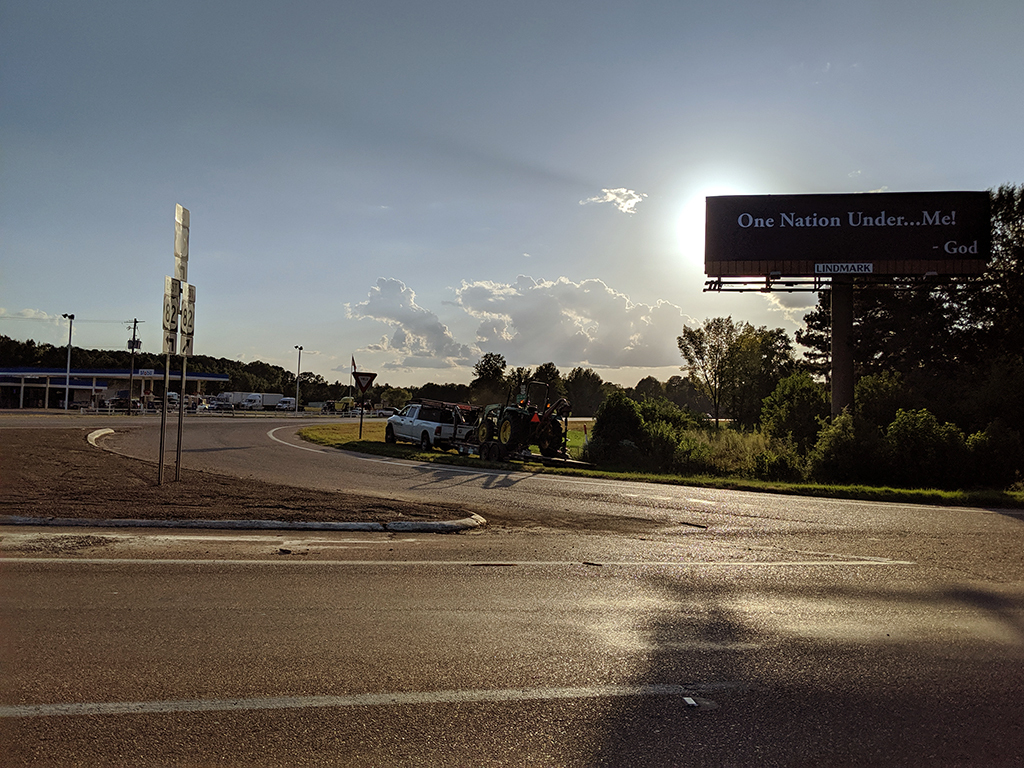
239 393 284 411
276 397 297 411
212 392 247 410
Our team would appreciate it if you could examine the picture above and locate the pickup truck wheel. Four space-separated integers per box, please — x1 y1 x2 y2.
385 424 396 444
420 432 432 451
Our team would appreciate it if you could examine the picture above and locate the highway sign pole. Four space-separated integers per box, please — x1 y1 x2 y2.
158 276 180 485
175 282 195 481
159 204 190 485
354 371 377 439
175 356 187 480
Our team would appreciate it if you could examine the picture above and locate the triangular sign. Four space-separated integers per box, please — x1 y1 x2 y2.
353 371 377 393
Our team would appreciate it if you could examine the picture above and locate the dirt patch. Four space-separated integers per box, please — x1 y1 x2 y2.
0 428 470 525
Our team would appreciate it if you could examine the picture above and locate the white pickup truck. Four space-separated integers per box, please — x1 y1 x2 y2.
385 400 480 450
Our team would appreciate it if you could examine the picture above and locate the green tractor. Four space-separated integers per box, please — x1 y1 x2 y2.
477 380 571 460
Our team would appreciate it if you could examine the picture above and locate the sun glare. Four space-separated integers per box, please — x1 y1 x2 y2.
677 182 748 268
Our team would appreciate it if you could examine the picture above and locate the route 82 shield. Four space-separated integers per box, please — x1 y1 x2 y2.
163 276 180 333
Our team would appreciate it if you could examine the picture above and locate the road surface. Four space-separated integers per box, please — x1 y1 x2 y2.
2 413 1023 765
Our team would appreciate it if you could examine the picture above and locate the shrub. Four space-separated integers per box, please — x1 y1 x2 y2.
883 408 968 489
750 439 806 482
855 370 906 428
587 391 646 466
761 373 829 454
967 420 1024 488
673 432 717 475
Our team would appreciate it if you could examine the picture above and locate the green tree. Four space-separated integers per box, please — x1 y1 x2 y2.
470 352 507 404
563 367 605 416
761 372 829 453
632 376 665 400
726 325 795 428
665 375 711 414
380 386 412 409
532 362 564 398
677 316 741 425
472 352 506 383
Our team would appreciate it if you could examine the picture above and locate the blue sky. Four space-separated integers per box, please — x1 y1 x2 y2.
3 0 1022 387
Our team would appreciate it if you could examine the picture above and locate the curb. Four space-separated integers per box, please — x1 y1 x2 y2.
0 514 487 534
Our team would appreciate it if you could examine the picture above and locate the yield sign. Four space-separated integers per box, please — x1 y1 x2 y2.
354 371 377 393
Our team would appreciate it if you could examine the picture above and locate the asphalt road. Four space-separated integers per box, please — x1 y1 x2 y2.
3 413 1024 765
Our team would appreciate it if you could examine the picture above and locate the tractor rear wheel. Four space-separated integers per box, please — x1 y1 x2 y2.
498 416 519 448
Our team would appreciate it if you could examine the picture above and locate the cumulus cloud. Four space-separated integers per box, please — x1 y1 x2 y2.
760 292 819 325
455 276 692 369
346 278 474 368
579 188 648 214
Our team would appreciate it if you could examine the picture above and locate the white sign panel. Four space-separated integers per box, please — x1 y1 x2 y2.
174 204 190 282
162 276 180 332
179 283 196 358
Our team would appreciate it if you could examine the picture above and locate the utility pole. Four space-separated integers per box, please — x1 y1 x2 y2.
294 345 303 413
61 313 74 410
126 319 143 415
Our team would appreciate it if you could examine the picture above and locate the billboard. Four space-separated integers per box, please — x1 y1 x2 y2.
705 191 990 278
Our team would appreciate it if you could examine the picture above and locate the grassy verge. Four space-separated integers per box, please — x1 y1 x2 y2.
298 422 1024 510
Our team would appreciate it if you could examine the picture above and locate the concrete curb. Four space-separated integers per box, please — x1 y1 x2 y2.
0 514 487 533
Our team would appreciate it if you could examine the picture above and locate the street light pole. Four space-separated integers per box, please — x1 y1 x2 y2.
61 313 74 411
294 345 302 414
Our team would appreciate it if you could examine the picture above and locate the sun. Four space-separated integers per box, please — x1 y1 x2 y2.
677 181 751 268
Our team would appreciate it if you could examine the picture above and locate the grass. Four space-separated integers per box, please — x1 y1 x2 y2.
298 421 1024 510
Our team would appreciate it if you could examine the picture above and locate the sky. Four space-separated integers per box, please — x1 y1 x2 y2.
3 0 1022 388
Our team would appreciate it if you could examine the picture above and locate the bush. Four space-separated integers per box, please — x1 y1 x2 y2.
967 420 1024 488
855 371 906 428
761 373 829 454
673 431 717 475
883 408 968 489
809 411 866 484
749 439 806 482
587 391 646 466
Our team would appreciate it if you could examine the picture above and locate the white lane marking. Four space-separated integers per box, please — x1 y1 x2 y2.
4 557 916 567
267 426 326 453
0 683 734 718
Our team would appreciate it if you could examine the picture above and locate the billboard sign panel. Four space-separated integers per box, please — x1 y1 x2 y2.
705 191 990 278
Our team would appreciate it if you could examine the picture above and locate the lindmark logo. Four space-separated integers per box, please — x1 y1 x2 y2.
815 263 874 274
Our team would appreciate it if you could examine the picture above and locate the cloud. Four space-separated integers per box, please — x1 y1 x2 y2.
760 292 819 325
346 278 474 368
579 188 648 214
455 276 692 369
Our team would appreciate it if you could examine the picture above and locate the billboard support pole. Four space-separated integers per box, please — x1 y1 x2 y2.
831 276 854 417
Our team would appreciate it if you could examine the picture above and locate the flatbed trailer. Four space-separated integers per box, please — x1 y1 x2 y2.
454 439 594 468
